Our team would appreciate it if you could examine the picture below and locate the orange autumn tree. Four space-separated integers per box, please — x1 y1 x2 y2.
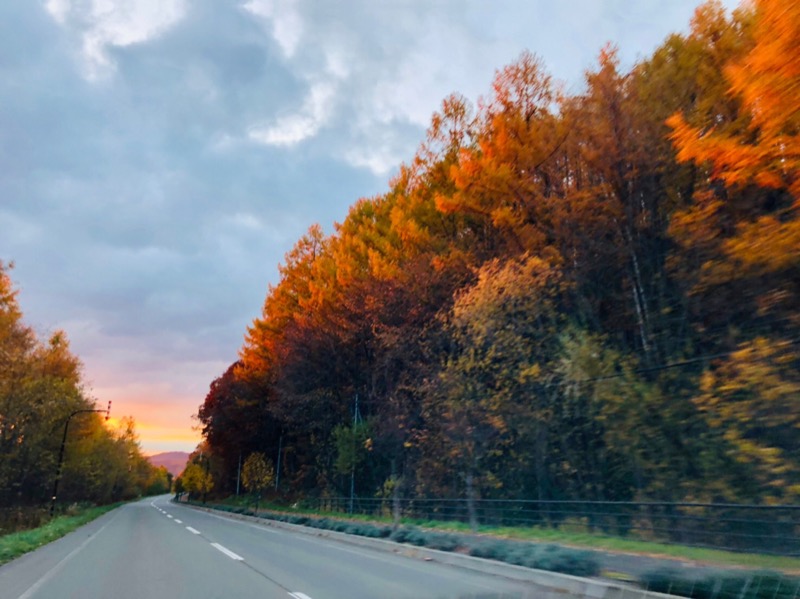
438 51 564 257
668 0 800 501
667 0 800 275
198 1 798 506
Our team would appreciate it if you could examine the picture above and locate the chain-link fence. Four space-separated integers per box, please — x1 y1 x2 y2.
297 497 800 556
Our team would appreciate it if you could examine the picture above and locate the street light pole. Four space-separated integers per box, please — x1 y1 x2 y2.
203 452 210 504
50 401 111 517
236 451 242 497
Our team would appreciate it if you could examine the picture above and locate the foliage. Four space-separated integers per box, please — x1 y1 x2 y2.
194 0 799 519
641 568 800 599
241 452 275 496
181 462 214 499
332 421 372 476
469 540 601 577
0 262 164 513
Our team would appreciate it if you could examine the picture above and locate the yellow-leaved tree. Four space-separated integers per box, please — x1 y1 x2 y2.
241 452 274 512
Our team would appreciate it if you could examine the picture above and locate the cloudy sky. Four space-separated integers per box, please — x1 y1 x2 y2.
1 0 738 454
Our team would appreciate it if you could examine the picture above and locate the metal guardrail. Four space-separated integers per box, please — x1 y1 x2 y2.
297 497 800 556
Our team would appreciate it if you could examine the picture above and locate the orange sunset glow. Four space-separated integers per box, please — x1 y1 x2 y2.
96 390 203 454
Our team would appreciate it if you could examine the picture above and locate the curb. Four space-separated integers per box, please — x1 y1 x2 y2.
178 502 675 599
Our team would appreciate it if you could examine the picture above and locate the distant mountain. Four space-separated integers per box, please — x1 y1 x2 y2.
148 451 190 476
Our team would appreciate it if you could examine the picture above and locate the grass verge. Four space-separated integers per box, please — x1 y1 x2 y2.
207 496 800 572
0 504 120 566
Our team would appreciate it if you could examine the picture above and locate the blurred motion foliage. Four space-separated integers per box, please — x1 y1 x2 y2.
196 0 799 509
0 262 170 529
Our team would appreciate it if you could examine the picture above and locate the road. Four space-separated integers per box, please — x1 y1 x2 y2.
0 495 540 599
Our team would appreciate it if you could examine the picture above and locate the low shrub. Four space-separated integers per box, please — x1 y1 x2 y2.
468 539 509 560
389 526 418 543
503 543 534 566
331 521 350 533
309 518 331 529
640 568 800 599
528 544 599 577
349 523 381 538
406 528 430 546
465 538 599 576
359 524 379 537
423 533 461 552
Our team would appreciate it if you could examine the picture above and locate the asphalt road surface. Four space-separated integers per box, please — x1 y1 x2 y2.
0 495 540 599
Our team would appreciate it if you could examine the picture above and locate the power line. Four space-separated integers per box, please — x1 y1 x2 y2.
573 338 800 386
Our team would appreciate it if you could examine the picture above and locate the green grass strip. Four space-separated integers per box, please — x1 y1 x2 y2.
0 504 120 566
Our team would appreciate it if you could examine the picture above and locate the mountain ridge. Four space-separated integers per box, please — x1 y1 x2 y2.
147 451 190 477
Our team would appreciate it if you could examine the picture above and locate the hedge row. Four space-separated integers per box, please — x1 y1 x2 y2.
203 503 599 576
640 568 800 599
467 538 598 577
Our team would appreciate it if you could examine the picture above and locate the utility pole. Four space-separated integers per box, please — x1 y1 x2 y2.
275 434 282 491
50 401 111 517
349 394 360 515
235 451 242 497
203 452 210 504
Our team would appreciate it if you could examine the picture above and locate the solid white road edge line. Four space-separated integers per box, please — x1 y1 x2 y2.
186 527 200 534
210 542 244 561
15 508 121 599
289 593 313 599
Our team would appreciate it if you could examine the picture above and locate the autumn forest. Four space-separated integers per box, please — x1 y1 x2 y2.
1 259 174 521
190 0 800 510
2 0 796 522
0 262 172 524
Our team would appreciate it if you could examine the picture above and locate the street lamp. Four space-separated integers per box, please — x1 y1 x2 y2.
50 401 111 517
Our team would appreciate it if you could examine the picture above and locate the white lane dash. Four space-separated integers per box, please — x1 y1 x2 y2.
211 542 244 561
174 519 182 524
167 515 173 519
186 526 200 534
289 593 313 599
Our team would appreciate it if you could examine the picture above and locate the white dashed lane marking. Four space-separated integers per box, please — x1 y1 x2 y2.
211 542 244 561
